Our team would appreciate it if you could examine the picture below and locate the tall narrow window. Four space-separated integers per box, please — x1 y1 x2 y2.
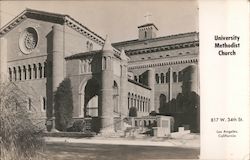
28 65 32 79
144 31 147 38
33 64 37 79
178 71 183 82
155 74 159 84
27 98 32 111
44 62 47 78
18 66 22 80
173 72 177 83
42 97 46 111
160 73 164 84
9 68 12 81
38 63 42 78
13 67 17 81
23 66 27 80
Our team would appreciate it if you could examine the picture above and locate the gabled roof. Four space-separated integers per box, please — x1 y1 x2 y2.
0 8 105 45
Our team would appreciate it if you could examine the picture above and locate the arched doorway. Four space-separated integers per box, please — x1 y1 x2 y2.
84 79 100 117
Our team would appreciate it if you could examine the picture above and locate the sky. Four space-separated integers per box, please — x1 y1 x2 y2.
0 1 198 43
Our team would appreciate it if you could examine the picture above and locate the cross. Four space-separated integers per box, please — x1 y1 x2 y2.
144 12 152 23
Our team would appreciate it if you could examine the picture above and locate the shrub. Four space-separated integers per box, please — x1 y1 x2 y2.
54 78 73 131
0 82 45 160
129 107 137 117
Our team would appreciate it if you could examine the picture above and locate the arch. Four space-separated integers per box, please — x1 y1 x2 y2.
113 81 119 113
80 78 100 117
160 94 167 109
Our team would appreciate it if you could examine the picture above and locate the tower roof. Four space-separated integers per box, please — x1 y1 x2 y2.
138 23 158 30
102 35 113 51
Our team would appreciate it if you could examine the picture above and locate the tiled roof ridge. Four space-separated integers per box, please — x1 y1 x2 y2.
112 31 199 46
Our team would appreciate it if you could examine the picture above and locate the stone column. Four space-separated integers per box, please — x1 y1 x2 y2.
100 37 114 133
50 24 64 132
147 68 155 112
168 67 173 101
0 38 7 82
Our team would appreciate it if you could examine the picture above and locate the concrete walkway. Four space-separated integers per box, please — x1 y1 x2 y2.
45 134 200 148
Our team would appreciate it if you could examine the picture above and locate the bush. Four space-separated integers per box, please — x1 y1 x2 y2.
54 78 73 131
129 107 137 117
67 120 85 132
0 82 45 160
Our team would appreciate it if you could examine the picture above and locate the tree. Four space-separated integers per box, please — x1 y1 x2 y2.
129 107 137 117
0 82 45 160
54 78 73 131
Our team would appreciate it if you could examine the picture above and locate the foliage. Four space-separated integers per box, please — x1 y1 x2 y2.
149 111 157 116
67 120 85 132
128 107 137 117
54 78 74 131
0 82 45 160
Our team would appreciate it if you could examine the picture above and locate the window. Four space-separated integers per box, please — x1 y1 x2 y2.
178 71 183 82
160 73 164 83
173 72 177 82
42 97 46 111
144 31 147 38
27 98 32 111
155 74 159 84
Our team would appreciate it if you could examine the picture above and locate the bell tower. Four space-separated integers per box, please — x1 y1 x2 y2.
138 13 158 40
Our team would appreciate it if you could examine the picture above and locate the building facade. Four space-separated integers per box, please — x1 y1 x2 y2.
0 9 199 132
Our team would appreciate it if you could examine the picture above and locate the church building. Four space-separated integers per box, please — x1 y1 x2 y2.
0 9 199 133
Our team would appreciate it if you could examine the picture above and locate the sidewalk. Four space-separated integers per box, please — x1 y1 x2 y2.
44 134 200 148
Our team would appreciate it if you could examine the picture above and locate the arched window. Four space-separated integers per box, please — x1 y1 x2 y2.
33 64 37 79
9 68 12 81
18 66 21 80
28 65 32 79
113 81 119 113
23 66 27 80
155 74 159 84
144 31 147 38
165 72 169 83
160 73 164 83
160 94 167 109
38 63 42 78
173 72 177 82
13 67 17 81
178 71 183 82
44 62 47 78
89 43 93 51
134 76 138 82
